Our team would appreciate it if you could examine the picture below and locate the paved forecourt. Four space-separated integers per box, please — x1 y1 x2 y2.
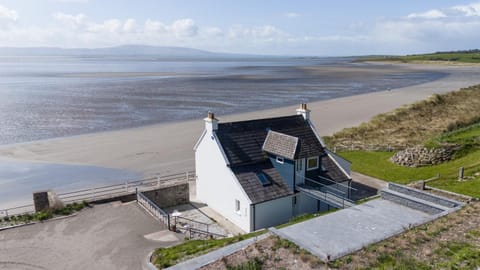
271 198 432 260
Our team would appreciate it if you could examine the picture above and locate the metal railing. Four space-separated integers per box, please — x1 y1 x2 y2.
137 191 170 227
184 227 227 240
296 174 355 209
296 173 356 196
0 171 194 218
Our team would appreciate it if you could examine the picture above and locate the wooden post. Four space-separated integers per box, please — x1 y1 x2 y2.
459 167 464 181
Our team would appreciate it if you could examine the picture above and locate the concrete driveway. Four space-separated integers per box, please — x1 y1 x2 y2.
0 201 183 270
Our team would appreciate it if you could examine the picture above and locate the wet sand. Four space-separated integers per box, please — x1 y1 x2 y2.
1 63 479 177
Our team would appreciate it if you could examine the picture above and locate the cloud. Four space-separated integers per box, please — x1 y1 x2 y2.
228 25 287 42
53 12 87 29
452 2 480 16
285 12 300 18
204 27 223 37
2 2 480 55
0 5 18 21
144 19 167 32
123 19 136 33
171 18 198 37
407 9 446 19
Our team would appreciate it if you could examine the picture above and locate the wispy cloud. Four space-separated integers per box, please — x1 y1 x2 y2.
0 5 18 21
452 2 480 16
407 9 446 19
285 12 300 18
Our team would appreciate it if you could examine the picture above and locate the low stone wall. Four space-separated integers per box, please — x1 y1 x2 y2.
390 145 455 167
381 189 444 215
388 183 458 208
142 183 189 208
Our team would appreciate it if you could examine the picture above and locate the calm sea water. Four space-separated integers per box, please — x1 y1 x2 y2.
0 56 447 145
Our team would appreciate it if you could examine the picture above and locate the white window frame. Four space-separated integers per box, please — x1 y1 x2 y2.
296 159 303 171
276 156 284 164
307 157 319 171
235 199 241 214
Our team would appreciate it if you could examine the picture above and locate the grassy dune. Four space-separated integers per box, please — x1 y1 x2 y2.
361 50 480 64
325 85 480 150
326 85 480 197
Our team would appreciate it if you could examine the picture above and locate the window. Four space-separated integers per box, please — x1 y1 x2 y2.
307 157 319 171
296 159 303 171
235 199 240 213
276 156 284 164
256 172 271 186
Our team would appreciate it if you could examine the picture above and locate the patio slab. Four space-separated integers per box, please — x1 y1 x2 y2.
271 198 433 260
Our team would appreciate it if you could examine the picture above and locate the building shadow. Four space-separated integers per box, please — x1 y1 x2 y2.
350 181 379 201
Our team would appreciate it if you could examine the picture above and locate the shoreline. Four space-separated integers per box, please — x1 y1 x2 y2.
1 63 480 178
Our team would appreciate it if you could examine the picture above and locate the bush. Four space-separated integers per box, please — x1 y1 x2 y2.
35 211 52 221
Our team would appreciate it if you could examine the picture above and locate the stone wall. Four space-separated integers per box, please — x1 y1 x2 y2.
380 190 444 215
390 145 455 167
142 183 189 208
388 183 458 208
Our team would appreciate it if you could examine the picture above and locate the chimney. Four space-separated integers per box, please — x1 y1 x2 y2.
296 103 311 120
204 111 218 132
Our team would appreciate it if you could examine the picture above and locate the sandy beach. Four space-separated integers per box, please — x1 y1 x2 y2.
1 63 480 178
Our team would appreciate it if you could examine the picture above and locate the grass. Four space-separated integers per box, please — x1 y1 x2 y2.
337 119 480 198
226 257 264 270
275 208 338 229
324 85 480 150
339 150 480 198
1 201 90 226
152 229 267 268
359 50 480 64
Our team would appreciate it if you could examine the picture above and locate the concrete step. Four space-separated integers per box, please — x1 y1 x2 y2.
380 188 449 215
388 183 460 208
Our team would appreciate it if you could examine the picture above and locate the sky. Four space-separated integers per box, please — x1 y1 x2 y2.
1 0 480 56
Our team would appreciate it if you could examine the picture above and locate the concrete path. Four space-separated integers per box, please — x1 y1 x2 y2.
165 233 270 270
0 202 183 270
271 198 432 261
351 171 388 191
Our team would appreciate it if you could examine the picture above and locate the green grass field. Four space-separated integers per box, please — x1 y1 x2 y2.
338 122 480 198
360 50 480 63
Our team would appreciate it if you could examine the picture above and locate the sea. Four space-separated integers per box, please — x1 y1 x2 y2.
0 56 448 209
0 56 448 145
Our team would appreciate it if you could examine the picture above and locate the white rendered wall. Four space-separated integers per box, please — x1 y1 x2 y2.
254 196 293 230
195 130 252 233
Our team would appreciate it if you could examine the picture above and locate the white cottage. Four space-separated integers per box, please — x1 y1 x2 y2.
194 104 353 233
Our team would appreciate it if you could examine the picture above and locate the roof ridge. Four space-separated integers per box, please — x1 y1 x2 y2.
218 114 301 126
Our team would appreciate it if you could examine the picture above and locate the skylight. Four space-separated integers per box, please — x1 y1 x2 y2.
256 172 271 186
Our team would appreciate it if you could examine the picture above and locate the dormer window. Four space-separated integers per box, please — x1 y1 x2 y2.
307 157 319 171
276 156 284 164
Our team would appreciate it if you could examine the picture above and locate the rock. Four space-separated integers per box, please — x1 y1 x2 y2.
390 145 456 167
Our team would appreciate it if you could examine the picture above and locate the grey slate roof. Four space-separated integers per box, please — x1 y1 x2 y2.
216 115 324 166
262 130 299 160
231 162 294 204
319 154 350 182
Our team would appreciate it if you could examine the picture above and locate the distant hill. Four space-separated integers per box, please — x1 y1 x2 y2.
0 45 242 58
